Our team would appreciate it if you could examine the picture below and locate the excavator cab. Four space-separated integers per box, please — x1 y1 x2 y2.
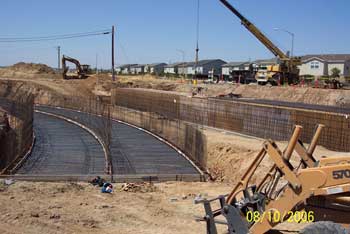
81 64 90 74
62 55 89 79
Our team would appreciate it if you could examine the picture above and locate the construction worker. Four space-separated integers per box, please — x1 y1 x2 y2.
101 182 113 193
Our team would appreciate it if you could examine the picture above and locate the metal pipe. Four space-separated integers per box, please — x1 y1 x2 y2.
307 124 325 156
284 125 302 160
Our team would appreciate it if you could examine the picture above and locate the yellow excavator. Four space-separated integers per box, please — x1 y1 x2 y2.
62 55 90 79
196 124 350 233
220 0 301 85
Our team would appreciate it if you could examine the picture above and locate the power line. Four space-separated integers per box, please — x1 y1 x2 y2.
0 29 111 43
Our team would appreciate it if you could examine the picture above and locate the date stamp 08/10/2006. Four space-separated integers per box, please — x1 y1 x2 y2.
246 210 315 223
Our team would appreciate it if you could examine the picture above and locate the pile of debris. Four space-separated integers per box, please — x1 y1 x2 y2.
121 182 157 193
207 164 226 182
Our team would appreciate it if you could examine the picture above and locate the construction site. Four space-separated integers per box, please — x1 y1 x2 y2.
0 1 350 234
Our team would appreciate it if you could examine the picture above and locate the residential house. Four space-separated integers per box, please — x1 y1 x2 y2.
115 66 122 74
222 61 252 76
116 64 137 74
164 62 186 74
130 64 146 74
185 59 227 77
145 63 167 75
221 61 256 82
299 54 350 77
178 62 194 75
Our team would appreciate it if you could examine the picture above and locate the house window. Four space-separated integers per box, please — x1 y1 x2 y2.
310 61 320 69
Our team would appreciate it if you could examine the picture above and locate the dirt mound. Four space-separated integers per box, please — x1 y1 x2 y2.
0 62 58 79
7 62 55 74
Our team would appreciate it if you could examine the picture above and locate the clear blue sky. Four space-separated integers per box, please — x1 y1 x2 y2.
0 0 349 68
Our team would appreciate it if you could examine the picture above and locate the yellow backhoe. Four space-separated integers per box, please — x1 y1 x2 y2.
196 124 350 234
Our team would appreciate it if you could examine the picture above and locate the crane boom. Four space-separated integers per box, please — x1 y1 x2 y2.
219 0 288 60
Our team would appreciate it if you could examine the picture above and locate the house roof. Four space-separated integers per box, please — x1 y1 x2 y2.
302 54 350 62
181 59 226 67
185 62 195 67
253 58 279 65
130 64 146 68
222 61 250 67
164 62 187 68
197 59 226 66
148 63 167 67
117 64 138 69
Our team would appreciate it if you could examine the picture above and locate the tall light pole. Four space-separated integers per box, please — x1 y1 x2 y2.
176 49 186 79
274 28 294 57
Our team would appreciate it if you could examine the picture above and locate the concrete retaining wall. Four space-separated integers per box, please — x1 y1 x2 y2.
109 105 207 170
112 88 350 152
0 97 34 173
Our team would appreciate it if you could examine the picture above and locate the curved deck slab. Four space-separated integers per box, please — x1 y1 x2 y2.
17 112 105 175
31 106 199 176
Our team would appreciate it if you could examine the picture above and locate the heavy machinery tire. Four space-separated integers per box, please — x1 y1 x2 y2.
300 221 347 234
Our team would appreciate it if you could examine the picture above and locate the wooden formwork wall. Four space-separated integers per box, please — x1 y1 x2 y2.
112 88 350 152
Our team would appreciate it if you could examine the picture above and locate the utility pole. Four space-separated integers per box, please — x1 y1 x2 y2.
57 46 61 71
96 53 98 74
194 0 200 82
112 25 115 81
195 43 199 79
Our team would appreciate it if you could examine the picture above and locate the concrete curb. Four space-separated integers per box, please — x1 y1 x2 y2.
0 174 203 182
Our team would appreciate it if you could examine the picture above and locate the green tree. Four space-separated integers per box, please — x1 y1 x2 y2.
331 67 341 78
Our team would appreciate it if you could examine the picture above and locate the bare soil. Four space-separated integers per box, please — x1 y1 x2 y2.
0 180 304 234
106 75 350 106
0 65 349 106
203 127 350 183
0 181 227 234
0 63 56 78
